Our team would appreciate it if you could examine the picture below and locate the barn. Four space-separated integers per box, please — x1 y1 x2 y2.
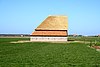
30 15 68 42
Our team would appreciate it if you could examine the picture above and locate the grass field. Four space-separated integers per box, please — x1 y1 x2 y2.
68 36 100 46
0 37 100 67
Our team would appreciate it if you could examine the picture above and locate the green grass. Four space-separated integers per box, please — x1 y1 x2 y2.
0 38 29 43
68 36 100 46
0 38 100 67
68 36 100 41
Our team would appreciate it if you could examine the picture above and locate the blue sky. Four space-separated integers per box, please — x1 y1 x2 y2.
0 0 100 35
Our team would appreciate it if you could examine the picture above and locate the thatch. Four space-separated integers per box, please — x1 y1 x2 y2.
36 16 68 30
32 30 67 36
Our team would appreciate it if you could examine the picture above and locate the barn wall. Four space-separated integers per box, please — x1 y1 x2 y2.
30 37 67 42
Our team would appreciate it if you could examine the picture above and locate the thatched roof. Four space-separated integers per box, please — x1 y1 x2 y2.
36 16 68 30
32 30 67 36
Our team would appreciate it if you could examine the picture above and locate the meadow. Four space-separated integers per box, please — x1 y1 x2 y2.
0 37 100 67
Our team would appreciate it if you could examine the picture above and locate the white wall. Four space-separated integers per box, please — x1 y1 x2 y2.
30 36 67 42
